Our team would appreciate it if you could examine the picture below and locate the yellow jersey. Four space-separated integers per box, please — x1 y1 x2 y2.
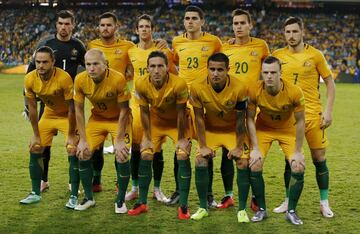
172 32 222 86
88 38 135 75
248 79 305 129
190 75 247 131
24 67 73 118
273 44 332 118
222 37 269 86
135 73 188 126
127 44 177 90
74 68 130 119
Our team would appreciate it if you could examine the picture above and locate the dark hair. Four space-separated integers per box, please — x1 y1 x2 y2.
35 46 55 61
136 14 153 29
185 5 204 19
56 10 75 24
99 12 118 24
284 16 304 30
207 53 229 68
262 56 281 70
147 51 168 66
232 9 252 24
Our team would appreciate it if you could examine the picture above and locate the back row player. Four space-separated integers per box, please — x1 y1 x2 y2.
25 10 86 192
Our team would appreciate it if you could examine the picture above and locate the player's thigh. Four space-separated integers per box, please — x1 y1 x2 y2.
131 102 143 146
151 124 172 153
277 128 298 160
54 117 71 144
86 117 108 151
305 118 329 149
255 129 273 157
108 118 132 149
38 117 57 147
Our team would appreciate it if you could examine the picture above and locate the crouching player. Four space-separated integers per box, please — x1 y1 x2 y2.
74 49 132 212
128 51 192 219
20 46 78 208
246 56 306 225
190 53 250 222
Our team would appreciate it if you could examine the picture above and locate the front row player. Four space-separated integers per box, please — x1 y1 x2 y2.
128 51 192 219
189 53 250 222
74 48 132 212
20 46 78 207
246 56 306 225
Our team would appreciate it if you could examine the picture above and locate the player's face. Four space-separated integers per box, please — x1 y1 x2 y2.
261 62 281 90
208 61 229 89
284 23 304 48
35 52 55 78
99 17 117 40
184 12 204 33
136 19 152 41
232 14 252 38
85 53 107 83
56 17 74 39
148 57 168 87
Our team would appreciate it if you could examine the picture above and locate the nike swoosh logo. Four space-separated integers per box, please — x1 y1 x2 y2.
180 176 191 179
227 54 234 57
79 168 88 172
203 101 211 104
281 62 288 65
318 171 328 176
119 174 129 178
138 174 148 178
179 48 186 52
131 59 136 63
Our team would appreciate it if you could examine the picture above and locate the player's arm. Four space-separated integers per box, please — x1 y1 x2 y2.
193 106 214 158
154 39 168 49
125 62 134 81
27 95 41 152
66 99 77 149
114 101 131 162
291 110 306 172
321 75 335 129
246 102 263 167
228 101 247 160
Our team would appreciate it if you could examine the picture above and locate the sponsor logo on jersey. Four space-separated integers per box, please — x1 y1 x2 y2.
201 46 210 52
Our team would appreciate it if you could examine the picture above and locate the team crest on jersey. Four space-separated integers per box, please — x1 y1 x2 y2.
250 51 258 56
106 92 115 98
71 48 78 57
303 60 312 67
115 49 122 55
201 46 210 52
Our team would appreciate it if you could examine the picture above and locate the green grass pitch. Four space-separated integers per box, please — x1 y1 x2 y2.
0 74 359 233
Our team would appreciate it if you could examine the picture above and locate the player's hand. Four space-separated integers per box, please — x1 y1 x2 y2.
154 39 168 49
290 151 305 171
140 138 153 152
228 37 236 45
320 111 332 129
249 148 263 168
29 135 42 153
176 138 191 155
227 147 243 160
199 146 214 159
115 140 130 162
77 139 91 161
66 134 78 155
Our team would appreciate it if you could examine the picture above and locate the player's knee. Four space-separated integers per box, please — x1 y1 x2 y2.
250 159 263 172
66 144 77 155
30 145 43 154
310 148 326 162
141 149 154 161
195 157 208 167
290 159 305 173
235 158 248 169
176 148 189 160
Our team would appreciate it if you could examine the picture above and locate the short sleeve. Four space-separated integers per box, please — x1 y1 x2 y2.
292 86 305 113
73 74 85 103
24 74 35 99
175 78 189 104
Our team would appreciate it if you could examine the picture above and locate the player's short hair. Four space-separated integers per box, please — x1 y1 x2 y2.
207 53 229 68
284 16 304 30
147 51 168 66
35 46 55 61
136 14 153 29
185 5 205 19
262 56 281 70
232 9 252 24
99 12 118 24
56 10 75 24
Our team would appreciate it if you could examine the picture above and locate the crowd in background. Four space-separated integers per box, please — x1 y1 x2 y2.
0 6 359 81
